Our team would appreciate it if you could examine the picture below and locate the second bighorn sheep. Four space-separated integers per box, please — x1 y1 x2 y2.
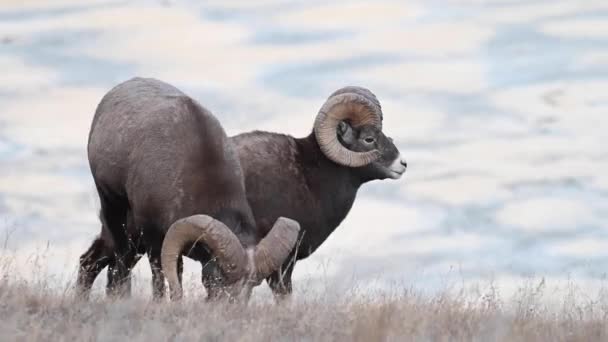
79 84 406 299
76 77 299 300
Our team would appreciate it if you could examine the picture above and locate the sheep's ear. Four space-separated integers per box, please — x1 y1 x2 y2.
337 121 355 145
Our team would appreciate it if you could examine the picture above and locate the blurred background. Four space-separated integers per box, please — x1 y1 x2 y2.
0 0 607 299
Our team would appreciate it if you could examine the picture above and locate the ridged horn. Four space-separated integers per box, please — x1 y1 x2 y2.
253 217 300 281
161 215 300 300
161 215 248 300
314 88 383 167
328 86 383 123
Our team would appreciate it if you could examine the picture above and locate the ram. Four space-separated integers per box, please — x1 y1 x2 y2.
78 85 406 299
229 86 406 298
76 77 299 300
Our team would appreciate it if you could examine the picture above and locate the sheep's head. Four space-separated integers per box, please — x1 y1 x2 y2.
161 215 300 301
314 86 406 180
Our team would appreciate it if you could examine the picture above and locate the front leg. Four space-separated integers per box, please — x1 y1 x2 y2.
148 247 166 300
105 210 143 298
201 259 228 301
177 255 183 286
106 250 142 298
106 248 140 298
266 262 295 302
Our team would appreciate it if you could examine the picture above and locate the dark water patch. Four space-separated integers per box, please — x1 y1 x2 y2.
439 204 500 234
200 2 298 22
0 151 86 181
576 265 608 280
563 260 608 274
406 196 605 262
55 164 93 184
396 137 475 151
0 218 91 249
331 253 445 283
514 226 604 248
0 87 18 106
419 91 516 119
361 181 406 200
534 9 608 23
418 170 494 182
506 178 586 193
31 147 84 159
504 179 605 211
0 1 125 21
382 90 529 135
199 0 325 23
180 85 271 129
486 24 608 89
498 242 598 276
0 209 48 247
483 0 543 6
331 244 535 286
0 136 29 161
260 54 402 97
421 0 603 28
411 1 482 24
423 92 525 124
2 29 135 87
502 260 559 277
250 28 352 45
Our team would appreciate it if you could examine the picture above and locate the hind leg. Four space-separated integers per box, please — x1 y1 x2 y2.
76 234 111 298
147 251 183 300
147 248 165 299
139 226 167 300
96 186 132 298
267 262 295 302
106 210 143 297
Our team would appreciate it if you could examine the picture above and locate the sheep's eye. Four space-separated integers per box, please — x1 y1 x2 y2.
364 137 375 144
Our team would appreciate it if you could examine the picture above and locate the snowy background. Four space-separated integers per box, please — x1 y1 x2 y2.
0 0 607 299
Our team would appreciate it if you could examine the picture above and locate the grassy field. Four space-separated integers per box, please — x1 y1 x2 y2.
1 267 607 342
0 234 607 341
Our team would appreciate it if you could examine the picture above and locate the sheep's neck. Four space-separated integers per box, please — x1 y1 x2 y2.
292 134 363 257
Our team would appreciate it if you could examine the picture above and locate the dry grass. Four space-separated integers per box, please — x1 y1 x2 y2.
1 269 608 342
1 243 607 341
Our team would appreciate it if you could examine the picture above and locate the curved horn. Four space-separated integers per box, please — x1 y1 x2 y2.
161 215 301 300
329 86 383 123
253 217 300 281
314 91 383 167
161 215 248 300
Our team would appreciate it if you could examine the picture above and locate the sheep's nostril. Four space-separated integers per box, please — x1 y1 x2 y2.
401 160 407 168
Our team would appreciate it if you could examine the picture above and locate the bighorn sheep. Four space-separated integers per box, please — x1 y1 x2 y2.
76 77 300 300
230 86 406 298
79 84 406 299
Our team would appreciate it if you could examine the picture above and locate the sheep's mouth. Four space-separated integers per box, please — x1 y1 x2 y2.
388 168 405 179
386 155 406 179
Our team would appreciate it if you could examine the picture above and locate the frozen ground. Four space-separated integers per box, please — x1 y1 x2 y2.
0 0 607 299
